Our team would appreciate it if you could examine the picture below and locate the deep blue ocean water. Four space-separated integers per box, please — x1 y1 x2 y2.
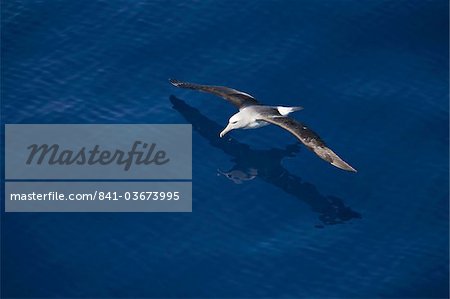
1 0 449 298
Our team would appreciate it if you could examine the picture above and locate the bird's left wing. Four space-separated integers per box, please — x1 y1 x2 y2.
169 79 259 110
258 114 357 172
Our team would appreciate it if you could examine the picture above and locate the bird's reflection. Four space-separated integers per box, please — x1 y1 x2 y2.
217 167 258 184
170 96 361 226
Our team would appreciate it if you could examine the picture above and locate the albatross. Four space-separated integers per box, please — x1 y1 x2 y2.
169 79 357 172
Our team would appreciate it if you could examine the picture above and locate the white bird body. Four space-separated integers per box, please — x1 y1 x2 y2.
228 105 302 130
231 106 266 130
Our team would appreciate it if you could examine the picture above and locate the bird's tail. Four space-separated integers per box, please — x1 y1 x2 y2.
277 106 304 116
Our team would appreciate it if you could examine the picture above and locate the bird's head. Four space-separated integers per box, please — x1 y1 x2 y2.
220 113 245 138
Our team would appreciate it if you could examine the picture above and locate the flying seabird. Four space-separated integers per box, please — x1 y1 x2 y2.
169 79 357 172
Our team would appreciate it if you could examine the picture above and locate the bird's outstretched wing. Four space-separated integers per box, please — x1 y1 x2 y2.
169 79 259 110
258 114 357 172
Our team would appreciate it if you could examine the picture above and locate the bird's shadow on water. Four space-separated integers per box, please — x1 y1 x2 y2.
170 96 361 226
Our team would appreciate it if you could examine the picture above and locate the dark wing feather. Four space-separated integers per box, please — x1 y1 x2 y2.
169 79 259 109
258 114 357 172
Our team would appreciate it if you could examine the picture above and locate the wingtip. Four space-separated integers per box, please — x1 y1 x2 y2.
331 160 357 173
313 146 357 173
347 166 358 173
169 78 182 87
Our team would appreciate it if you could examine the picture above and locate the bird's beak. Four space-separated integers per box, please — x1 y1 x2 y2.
219 124 233 138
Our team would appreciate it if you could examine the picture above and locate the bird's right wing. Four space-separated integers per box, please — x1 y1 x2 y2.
258 114 357 172
169 79 259 110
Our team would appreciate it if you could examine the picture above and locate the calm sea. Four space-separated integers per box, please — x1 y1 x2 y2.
2 0 449 297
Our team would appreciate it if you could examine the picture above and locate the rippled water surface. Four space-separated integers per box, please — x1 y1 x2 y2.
2 0 449 298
